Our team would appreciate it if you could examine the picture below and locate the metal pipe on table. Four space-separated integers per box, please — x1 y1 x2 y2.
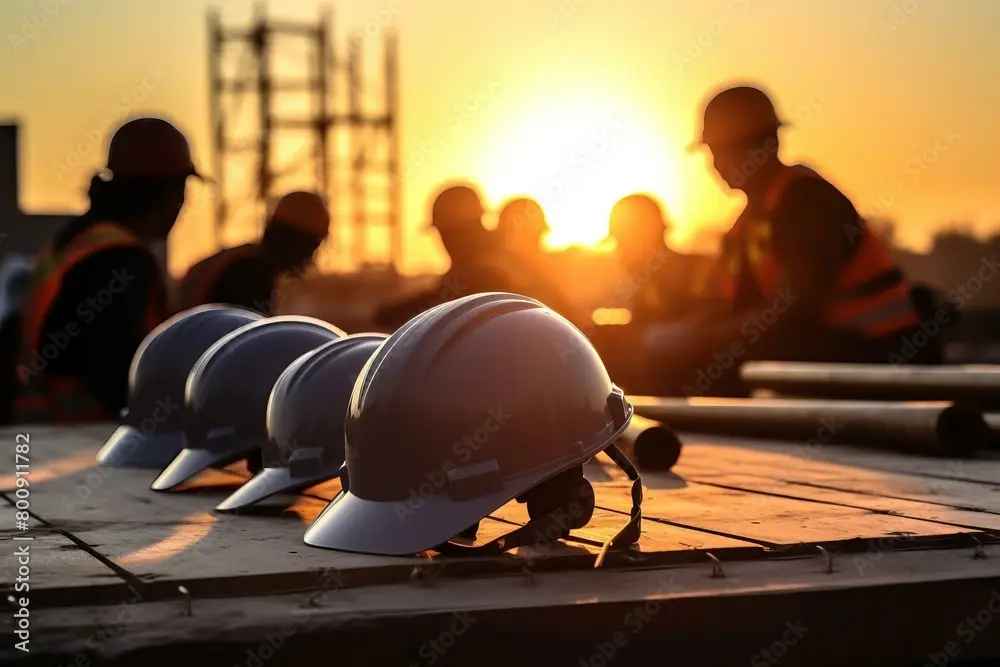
987 413 1000 449
629 396 990 458
616 415 683 471
739 362 1000 409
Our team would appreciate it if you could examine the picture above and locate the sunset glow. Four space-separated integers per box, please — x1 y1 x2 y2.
479 98 685 248
1 0 997 274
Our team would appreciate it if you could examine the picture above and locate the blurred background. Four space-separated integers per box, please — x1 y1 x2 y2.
1 0 998 336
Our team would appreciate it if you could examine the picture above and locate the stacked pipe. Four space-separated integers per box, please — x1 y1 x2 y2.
740 362 1000 409
740 362 1000 449
629 395 991 458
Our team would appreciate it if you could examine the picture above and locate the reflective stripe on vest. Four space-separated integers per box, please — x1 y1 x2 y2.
175 244 262 312
13 222 165 424
719 164 918 338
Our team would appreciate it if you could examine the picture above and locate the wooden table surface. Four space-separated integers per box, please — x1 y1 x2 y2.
3 423 1000 667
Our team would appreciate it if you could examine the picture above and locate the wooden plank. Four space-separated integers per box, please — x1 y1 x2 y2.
676 440 1000 515
0 505 122 591
681 473 1000 533
587 458 972 546
14 545 1000 667
16 462 409 585
307 466 759 555
0 424 114 492
6 435 757 605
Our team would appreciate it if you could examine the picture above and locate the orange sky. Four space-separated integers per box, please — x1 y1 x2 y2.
1 0 998 275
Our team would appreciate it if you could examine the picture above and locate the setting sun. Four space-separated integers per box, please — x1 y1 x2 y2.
478 97 685 249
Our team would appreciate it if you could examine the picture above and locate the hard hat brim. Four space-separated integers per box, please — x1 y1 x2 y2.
304 483 515 556
96 426 186 469
303 413 632 556
686 120 789 153
150 443 257 492
215 465 339 512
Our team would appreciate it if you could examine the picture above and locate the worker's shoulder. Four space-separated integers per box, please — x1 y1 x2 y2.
211 246 269 277
63 244 156 282
776 171 858 227
54 246 157 309
783 170 854 209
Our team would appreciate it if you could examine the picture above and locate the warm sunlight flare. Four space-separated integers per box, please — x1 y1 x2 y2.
592 308 632 326
479 99 684 249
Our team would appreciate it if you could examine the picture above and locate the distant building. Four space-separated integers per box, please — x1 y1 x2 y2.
0 122 74 264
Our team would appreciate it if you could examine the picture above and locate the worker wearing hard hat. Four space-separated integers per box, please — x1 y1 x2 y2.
496 197 549 262
174 191 329 315
10 117 201 424
493 197 585 325
608 193 714 327
647 84 931 395
373 183 521 330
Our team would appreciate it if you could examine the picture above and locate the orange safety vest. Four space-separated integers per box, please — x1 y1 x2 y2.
13 222 166 424
174 244 263 312
719 164 918 339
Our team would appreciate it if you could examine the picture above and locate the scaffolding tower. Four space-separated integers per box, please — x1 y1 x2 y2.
207 5 401 271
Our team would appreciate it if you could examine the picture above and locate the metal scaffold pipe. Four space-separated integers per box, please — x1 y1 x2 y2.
616 415 682 471
740 362 1000 409
629 396 991 458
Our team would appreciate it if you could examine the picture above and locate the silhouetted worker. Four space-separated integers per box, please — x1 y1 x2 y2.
648 84 933 396
373 184 518 330
175 191 329 315
493 197 584 323
496 197 550 262
11 117 201 423
608 193 711 326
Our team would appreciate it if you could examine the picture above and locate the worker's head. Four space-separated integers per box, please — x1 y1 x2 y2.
428 183 493 264
87 117 205 241
496 197 548 258
262 191 330 273
609 194 670 267
690 85 785 194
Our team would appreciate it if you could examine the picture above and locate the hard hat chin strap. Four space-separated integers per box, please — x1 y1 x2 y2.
594 443 642 567
432 443 642 567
